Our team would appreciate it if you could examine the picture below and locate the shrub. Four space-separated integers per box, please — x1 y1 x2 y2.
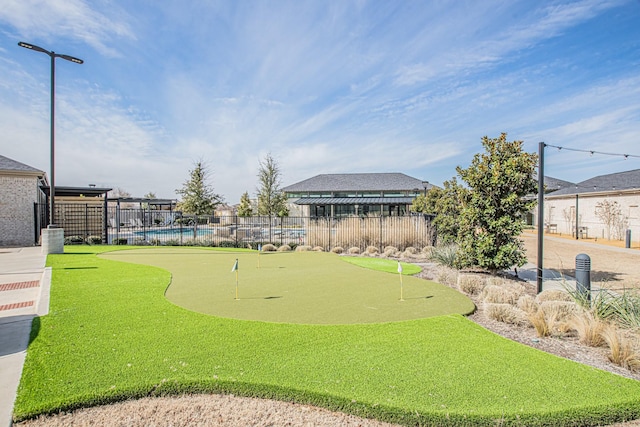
312 246 325 252
457 274 486 296
262 244 277 252
571 311 607 347
295 245 312 252
218 240 237 248
404 246 418 255
484 303 528 325
64 235 85 245
132 238 151 246
85 235 102 245
602 325 640 372
429 244 458 268
113 238 128 245
330 246 344 254
277 244 291 252
347 247 361 255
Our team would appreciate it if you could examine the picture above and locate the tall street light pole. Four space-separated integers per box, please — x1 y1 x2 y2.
18 41 83 227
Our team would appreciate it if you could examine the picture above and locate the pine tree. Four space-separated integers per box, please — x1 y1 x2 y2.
237 191 253 217
175 161 223 215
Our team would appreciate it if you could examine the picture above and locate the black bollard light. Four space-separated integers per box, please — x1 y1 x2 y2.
575 253 591 302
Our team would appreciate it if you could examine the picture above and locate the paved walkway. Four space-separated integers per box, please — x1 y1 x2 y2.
0 247 49 427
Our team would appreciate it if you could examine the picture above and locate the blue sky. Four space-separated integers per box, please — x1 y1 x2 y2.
1 0 639 203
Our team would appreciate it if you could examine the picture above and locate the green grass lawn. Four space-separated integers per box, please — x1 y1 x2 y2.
14 246 640 426
100 248 470 324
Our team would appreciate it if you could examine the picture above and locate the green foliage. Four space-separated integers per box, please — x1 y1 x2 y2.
427 178 467 245
237 191 253 217
15 247 640 426
454 133 537 272
410 193 429 213
429 244 458 268
256 153 289 217
175 161 223 215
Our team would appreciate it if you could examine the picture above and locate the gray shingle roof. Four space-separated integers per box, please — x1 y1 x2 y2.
0 155 44 175
283 173 429 192
547 169 640 196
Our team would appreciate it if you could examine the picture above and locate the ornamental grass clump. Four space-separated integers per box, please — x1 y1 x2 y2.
602 324 640 372
347 247 361 255
261 244 277 252
312 246 325 252
364 246 379 255
484 303 528 326
480 283 524 305
330 246 344 254
529 308 550 337
540 301 577 336
383 246 399 257
536 289 573 303
517 294 538 315
277 244 291 252
457 274 486 296
436 267 458 287
295 245 312 252
428 244 458 268
571 311 607 347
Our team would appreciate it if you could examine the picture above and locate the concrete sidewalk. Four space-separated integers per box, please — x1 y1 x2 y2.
0 247 49 427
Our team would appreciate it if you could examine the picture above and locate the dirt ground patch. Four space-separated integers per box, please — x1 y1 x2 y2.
521 230 640 289
16 235 640 427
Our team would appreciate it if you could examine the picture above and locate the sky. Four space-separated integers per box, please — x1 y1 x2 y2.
0 0 639 203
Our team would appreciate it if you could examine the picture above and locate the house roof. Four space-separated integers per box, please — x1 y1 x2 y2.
0 154 45 177
547 169 640 197
283 173 430 192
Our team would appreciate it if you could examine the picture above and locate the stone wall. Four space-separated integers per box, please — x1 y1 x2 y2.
0 175 39 246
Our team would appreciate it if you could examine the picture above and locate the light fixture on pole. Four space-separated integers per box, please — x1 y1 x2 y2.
18 41 83 227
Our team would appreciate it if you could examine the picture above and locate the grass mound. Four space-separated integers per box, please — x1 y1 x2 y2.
14 246 640 426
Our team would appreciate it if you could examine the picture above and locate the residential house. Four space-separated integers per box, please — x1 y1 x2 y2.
543 169 640 241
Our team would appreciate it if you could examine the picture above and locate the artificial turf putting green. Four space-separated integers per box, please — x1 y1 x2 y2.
100 248 475 324
14 246 640 426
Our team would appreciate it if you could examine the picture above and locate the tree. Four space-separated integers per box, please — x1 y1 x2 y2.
175 161 223 215
595 199 623 240
454 133 537 272
428 178 468 245
237 191 253 217
144 192 157 199
256 153 289 217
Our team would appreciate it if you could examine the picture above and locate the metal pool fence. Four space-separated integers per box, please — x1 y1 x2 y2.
35 204 435 251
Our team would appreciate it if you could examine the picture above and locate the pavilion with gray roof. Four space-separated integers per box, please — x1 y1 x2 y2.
283 173 432 217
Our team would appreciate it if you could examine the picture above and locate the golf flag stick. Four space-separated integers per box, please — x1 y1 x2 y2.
398 261 404 301
231 258 239 299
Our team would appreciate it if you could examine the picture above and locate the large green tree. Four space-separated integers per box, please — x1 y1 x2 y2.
237 191 253 217
256 153 289 217
175 161 223 215
429 178 468 245
455 133 537 272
